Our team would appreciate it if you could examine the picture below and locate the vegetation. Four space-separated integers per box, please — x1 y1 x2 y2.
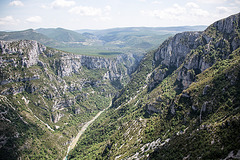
0 41 126 159
35 28 86 42
0 14 239 160
69 13 240 160
0 29 60 47
57 47 123 58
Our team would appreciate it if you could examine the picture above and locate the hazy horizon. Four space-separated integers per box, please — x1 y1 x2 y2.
0 25 209 32
0 0 240 31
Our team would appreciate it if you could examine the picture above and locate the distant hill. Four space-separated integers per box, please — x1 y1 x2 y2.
74 26 207 54
75 26 207 45
0 39 139 159
0 26 207 57
1 11 238 160
69 13 240 160
0 29 60 47
75 26 207 34
35 28 86 42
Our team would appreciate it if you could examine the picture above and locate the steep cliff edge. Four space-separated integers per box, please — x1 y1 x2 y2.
1 12 239 160
0 40 139 159
69 13 240 160
112 13 240 109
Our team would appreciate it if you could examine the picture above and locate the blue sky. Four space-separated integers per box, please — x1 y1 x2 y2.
0 0 239 31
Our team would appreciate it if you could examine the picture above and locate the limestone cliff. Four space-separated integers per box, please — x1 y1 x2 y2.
149 32 201 89
0 40 46 68
0 39 140 159
68 13 240 160
0 40 139 94
151 13 240 90
154 31 201 68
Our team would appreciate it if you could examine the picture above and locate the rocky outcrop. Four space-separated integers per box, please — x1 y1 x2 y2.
52 112 64 123
147 104 161 113
53 52 139 83
0 38 144 158
153 13 240 90
154 31 201 68
0 39 143 127
0 40 140 96
149 32 202 90
0 40 46 68
65 13 240 160
0 76 40 86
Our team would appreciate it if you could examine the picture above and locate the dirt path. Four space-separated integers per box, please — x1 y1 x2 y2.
63 101 112 160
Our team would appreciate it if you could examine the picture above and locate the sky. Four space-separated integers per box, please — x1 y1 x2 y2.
0 0 239 31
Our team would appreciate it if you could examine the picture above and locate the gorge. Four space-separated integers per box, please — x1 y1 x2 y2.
0 38 140 159
0 13 240 160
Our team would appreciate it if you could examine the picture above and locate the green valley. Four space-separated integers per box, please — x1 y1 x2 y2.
68 13 240 160
0 12 239 160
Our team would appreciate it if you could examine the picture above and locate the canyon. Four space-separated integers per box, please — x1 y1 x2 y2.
0 13 240 160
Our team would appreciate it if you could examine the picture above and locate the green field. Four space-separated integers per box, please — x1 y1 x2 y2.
57 47 123 57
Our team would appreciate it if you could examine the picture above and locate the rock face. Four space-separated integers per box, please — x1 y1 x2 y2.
0 39 140 125
112 13 240 110
52 112 64 123
54 53 138 81
70 13 240 160
154 31 201 68
152 13 240 89
148 32 201 90
0 38 142 159
0 39 139 80
0 40 140 95
0 40 46 68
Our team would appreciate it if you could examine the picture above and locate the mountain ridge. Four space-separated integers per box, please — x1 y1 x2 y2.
75 25 207 34
0 39 140 159
0 29 60 47
0 26 207 58
0 13 239 159
68 13 240 160
35 28 87 42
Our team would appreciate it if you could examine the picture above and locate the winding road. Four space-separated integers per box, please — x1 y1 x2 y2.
63 102 112 160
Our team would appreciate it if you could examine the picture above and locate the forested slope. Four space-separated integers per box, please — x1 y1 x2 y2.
69 13 240 160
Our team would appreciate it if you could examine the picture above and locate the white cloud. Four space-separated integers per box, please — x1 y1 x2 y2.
95 16 112 22
152 1 162 5
105 5 112 12
172 4 186 15
0 16 19 25
69 5 112 17
186 3 209 17
9 0 24 7
230 0 240 5
51 0 75 8
141 3 209 21
235 0 240 4
190 8 209 17
41 4 49 9
69 6 102 16
216 7 231 14
26 16 42 23
186 2 199 8
141 4 186 20
69 5 112 22
197 0 227 4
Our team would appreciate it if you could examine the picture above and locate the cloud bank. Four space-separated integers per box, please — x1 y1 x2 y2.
9 0 24 7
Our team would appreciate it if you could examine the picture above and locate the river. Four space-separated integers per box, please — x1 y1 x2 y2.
63 102 112 160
